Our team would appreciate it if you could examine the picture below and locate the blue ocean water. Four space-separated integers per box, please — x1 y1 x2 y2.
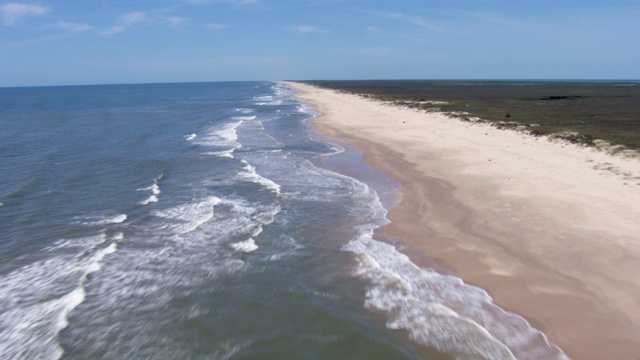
0 82 566 359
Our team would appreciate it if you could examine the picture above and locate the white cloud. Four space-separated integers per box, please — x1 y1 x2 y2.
122 11 146 25
52 21 92 32
101 25 125 36
205 23 227 30
367 26 383 32
8 20 92 47
389 12 444 32
165 16 188 27
0 3 48 26
7 33 66 47
287 25 329 34
101 11 147 36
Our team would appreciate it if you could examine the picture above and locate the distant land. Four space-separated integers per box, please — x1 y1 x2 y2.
302 80 640 152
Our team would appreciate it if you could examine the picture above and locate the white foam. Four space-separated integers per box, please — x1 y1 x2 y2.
254 93 284 106
85 242 118 274
185 133 197 141
345 229 569 359
76 214 127 226
233 116 257 121
0 234 118 359
238 160 281 196
194 120 243 149
256 101 283 106
235 108 254 114
230 238 258 253
110 214 127 224
272 82 296 98
153 196 222 235
203 149 235 158
139 183 161 194
138 195 158 205
138 175 162 205
220 199 281 239
0 287 84 359
251 225 264 238
112 232 124 242
316 143 346 158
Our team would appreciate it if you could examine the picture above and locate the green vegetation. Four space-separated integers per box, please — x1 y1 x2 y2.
302 80 640 153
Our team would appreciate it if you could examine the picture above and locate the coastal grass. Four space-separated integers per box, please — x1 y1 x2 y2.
302 80 640 154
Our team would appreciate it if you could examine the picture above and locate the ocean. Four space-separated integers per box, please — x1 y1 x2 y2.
0 81 566 359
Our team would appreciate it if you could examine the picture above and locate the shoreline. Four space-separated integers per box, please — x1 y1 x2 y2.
287 81 640 359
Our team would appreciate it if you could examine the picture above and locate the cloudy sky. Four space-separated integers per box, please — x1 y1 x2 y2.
1 0 639 86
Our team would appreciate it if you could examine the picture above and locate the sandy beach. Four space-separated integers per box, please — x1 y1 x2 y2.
288 81 640 360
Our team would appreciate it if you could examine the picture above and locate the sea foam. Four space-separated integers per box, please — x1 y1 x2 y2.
230 238 259 253
196 121 241 147
138 174 163 205
75 214 127 226
153 196 222 235
0 233 119 360
345 228 568 360
239 160 281 196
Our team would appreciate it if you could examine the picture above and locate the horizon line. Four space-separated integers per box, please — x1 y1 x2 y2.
2 78 640 89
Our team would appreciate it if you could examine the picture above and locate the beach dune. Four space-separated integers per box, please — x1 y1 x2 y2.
288 81 640 360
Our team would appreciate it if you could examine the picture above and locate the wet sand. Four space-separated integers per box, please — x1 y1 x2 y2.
288 81 640 360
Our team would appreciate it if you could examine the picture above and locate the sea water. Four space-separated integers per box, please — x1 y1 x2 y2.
0 82 566 359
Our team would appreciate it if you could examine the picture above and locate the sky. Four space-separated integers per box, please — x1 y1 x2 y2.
1 0 639 87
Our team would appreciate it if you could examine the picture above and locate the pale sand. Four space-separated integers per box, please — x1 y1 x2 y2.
287 81 640 360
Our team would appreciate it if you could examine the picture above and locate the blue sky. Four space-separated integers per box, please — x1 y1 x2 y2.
1 0 639 86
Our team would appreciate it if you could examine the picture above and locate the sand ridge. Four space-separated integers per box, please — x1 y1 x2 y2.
287 81 640 360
